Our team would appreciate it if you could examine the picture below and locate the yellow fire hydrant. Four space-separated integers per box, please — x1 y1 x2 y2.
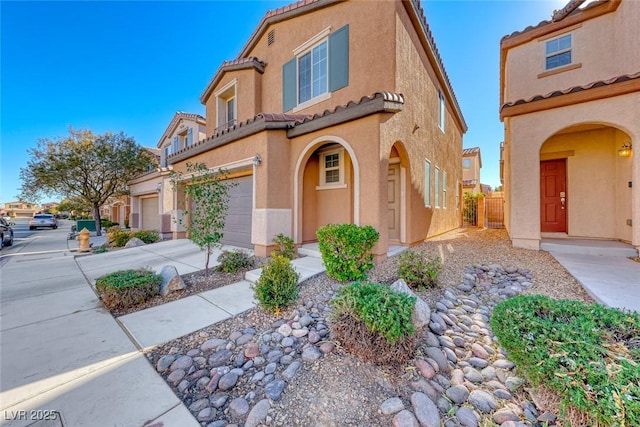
76 228 91 252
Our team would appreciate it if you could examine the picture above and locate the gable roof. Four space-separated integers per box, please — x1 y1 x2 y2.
462 146 482 167
200 57 267 104
199 0 466 132
157 112 205 148
501 0 620 43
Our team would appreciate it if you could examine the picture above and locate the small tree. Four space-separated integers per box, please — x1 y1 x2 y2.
19 128 155 235
170 162 235 273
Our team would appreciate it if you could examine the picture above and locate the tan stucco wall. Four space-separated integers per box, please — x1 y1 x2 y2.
203 0 396 130
504 92 638 248
504 0 639 103
391 7 464 240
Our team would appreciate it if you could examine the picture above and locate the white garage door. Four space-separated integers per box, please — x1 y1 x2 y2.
141 196 160 231
190 175 253 249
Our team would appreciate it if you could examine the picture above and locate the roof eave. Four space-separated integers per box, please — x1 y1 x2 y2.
200 60 266 105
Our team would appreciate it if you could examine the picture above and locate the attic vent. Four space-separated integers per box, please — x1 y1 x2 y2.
268 29 275 46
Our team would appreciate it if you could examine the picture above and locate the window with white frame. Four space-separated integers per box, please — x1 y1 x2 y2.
282 25 349 112
173 136 179 153
463 158 471 170
435 167 440 207
424 160 431 207
162 145 172 167
438 90 446 131
545 34 572 70
442 171 447 209
215 80 237 132
298 40 328 104
317 147 345 189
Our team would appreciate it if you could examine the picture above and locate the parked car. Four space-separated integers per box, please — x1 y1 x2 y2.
29 214 58 230
0 217 14 249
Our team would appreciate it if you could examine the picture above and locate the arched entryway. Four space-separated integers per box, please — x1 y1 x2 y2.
294 136 360 243
539 123 633 242
388 142 410 243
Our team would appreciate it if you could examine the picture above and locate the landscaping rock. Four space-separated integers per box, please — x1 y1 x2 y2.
245 399 270 427
390 279 431 330
393 410 420 427
381 397 405 415
159 265 186 296
124 237 145 248
229 397 249 418
468 390 497 413
410 392 441 427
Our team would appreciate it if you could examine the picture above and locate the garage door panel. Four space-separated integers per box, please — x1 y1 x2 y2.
141 197 160 231
190 175 253 249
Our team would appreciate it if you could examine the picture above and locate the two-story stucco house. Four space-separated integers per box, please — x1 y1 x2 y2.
462 147 482 194
128 112 206 238
500 0 639 252
168 0 467 259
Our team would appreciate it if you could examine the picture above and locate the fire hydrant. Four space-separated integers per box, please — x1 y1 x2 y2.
76 228 91 252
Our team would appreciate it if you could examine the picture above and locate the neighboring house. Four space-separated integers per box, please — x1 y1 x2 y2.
500 0 639 251
101 196 130 228
462 147 482 194
128 112 205 238
3 201 38 218
40 202 60 213
168 0 467 259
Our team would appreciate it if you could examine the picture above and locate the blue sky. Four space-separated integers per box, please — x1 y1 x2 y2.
1 0 567 205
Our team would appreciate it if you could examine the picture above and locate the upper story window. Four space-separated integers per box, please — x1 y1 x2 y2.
162 145 172 167
298 40 328 104
215 79 237 132
178 128 193 148
173 136 179 153
317 146 346 190
283 25 349 112
463 158 471 170
545 34 572 70
438 90 446 131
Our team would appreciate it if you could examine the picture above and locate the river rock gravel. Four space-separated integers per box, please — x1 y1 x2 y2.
146 228 592 426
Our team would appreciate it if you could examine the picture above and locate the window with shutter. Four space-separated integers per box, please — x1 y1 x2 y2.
282 25 349 112
186 128 193 147
173 136 179 152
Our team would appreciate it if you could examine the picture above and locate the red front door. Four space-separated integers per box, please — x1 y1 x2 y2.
540 159 567 232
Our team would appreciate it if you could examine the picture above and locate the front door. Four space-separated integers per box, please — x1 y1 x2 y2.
388 164 401 241
540 159 567 232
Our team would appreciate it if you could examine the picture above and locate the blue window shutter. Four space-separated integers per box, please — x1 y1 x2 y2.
187 128 192 145
173 136 178 152
329 24 349 92
283 58 297 111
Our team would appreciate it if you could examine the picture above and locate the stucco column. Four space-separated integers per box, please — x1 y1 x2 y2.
509 120 542 250
477 194 486 229
359 157 386 261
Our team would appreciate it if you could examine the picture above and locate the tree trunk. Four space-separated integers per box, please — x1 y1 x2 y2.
93 205 102 236
205 247 210 275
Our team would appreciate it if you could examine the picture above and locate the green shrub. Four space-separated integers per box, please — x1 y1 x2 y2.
271 233 296 260
107 228 131 247
216 250 254 274
132 229 159 244
253 256 299 314
316 224 379 282
95 269 162 310
93 244 109 254
107 229 159 247
331 282 415 344
397 251 441 289
101 219 120 229
491 295 640 426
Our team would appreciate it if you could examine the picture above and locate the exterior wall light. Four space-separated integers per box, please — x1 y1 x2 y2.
156 183 162 193
618 142 632 157
253 155 262 166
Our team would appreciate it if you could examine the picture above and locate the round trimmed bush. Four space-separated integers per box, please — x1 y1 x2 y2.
253 256 299 314
95 269 162 310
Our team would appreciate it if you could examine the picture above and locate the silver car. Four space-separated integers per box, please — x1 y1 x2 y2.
29 214 58 230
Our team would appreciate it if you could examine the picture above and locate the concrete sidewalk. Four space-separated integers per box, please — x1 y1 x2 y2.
549 252 640 312
0 254 199 426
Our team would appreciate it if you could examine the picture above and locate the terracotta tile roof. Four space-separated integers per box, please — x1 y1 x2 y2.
462 179 478 186
169 91 404 162
501 72 640 111
157 111 206 148
502 0 606 41
264 0 320 19
200 57 267 103
462 147 480 156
